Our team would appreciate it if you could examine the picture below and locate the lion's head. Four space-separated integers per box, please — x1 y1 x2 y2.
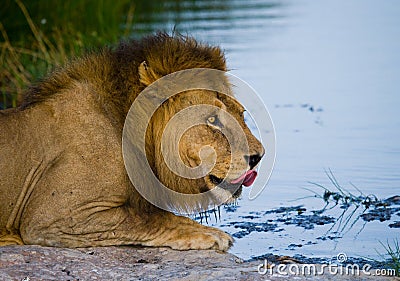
138 63 264 208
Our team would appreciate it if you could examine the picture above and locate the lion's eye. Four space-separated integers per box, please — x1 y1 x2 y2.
207 115 222 128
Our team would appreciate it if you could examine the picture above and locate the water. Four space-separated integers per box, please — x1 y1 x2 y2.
130 0 400 259
131 0 400 261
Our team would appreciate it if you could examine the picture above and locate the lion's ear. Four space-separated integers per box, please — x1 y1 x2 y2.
138 61 161 86
214 99 225 108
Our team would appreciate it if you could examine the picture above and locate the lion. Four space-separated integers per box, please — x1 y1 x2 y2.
0 32 264 251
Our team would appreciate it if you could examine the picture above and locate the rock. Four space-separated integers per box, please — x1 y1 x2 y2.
0 245 261 280
0 245 396 280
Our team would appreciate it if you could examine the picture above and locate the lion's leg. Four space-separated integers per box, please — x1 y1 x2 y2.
140 212 234 251
0 230 24 246
20 201 232 250
20 204 142 248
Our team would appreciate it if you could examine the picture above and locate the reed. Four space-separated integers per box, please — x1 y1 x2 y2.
0 0 134 109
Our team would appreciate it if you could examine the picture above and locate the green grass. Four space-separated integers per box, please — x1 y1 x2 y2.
0 0 134 109
362 239 400 276
376 239 400 276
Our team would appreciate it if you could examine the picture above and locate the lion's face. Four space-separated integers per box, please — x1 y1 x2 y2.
149 90 264 203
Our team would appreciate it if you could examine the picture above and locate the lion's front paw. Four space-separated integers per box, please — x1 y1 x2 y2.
165 225 233 251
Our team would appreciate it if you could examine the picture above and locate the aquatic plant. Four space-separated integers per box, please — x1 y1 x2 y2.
301 169 400 238
305 169 384 209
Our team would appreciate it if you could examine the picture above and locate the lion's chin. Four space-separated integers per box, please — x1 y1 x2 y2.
205 174 243 203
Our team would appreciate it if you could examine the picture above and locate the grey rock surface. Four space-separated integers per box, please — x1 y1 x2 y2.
0 245 397 280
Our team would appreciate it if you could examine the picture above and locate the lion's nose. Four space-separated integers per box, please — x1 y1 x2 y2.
244 154 262 169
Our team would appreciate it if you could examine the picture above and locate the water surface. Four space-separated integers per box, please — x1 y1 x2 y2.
131 0 400 261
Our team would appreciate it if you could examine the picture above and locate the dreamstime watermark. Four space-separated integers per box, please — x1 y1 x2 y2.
122 68 275 214
257 253 397 277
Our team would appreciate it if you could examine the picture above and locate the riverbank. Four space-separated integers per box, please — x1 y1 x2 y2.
0 245 397 280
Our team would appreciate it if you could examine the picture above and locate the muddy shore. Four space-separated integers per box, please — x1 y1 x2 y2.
0 245 397 280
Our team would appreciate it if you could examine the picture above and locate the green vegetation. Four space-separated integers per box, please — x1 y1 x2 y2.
0 0 134 109
364 239 400 276
377 239 400 276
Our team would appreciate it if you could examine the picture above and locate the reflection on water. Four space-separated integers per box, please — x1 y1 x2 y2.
131 0 400 260
131 0 284 35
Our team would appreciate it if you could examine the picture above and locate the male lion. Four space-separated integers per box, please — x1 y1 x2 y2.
0 33 264 251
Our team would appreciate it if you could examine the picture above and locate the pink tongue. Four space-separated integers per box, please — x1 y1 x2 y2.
230 170 258 187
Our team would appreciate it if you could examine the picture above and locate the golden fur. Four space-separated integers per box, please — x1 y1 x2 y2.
0 32 263 250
